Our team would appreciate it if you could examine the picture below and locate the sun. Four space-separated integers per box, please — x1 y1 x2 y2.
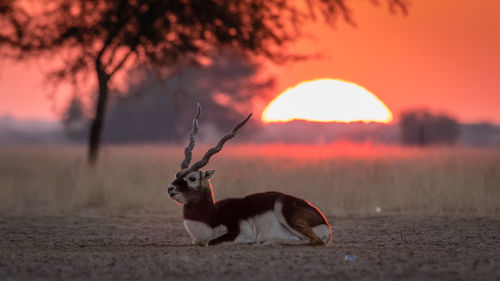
262 79 393 123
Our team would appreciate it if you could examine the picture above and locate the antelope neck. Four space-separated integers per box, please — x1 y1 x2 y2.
183 192 216 225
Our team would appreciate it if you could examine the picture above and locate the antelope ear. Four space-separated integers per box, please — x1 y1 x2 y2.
205 170 215 179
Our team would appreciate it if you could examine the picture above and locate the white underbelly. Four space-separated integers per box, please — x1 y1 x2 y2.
183 220 227 244
234 211 300 243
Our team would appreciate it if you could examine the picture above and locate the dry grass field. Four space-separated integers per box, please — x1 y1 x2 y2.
1 144 499 216
1 144 500 280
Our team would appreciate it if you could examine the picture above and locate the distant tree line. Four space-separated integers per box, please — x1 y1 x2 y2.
399 110 460 146
460 123 500 147
58 106 500 146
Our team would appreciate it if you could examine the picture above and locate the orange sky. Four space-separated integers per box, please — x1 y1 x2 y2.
1 0 499 123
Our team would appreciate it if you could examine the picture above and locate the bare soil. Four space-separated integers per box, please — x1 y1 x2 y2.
1 213 499 281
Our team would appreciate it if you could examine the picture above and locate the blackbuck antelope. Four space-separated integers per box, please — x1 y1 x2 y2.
167 103 331 246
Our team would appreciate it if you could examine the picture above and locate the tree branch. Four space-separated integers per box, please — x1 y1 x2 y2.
96 27 123 67
108 48 135 77
95 1 130 65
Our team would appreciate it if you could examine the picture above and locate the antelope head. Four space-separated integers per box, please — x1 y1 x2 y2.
167 103 252 205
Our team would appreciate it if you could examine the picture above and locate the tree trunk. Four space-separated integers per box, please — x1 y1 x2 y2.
88 63 110 165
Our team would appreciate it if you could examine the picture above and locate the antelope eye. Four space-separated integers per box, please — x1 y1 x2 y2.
188 177 196 182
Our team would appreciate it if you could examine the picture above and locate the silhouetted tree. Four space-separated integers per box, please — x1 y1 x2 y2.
0 0 407 165
400 110 460 146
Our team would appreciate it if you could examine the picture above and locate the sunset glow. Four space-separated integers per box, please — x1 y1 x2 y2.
262 79 393 123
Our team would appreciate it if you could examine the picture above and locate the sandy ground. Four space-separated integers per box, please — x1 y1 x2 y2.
1 213 499 281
